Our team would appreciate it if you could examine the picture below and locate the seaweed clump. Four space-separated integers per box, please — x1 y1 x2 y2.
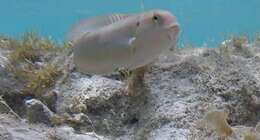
8 32 55 63
219 35 253 59
23 64 59 97
231 36 248 49
5 32 62 99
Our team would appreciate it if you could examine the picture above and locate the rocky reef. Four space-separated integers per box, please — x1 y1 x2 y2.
1 34 260 140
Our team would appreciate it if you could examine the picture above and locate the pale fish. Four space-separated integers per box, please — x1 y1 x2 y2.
67 9 180 74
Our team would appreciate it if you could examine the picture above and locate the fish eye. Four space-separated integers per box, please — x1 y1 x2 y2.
136 21 140 26
153 15 158 21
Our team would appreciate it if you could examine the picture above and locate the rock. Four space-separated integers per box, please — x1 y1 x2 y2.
0 47 24 116
56 74 127 114
148 124 190 140
0 126 12 140
40 90 58 112
0 113 106 140
53 46 260 139
0 48 23 97
25 99 54 124
56 74 133 135
0 99 10 114
72 113 90 124
3 36 260 140
48 126 105 140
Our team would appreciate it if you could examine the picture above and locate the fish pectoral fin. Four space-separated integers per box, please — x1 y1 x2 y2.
116 36 137 53
116 36 136 46
128 37 136 45
128 37 137 54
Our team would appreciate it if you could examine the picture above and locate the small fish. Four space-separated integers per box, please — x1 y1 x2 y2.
67 10 180 74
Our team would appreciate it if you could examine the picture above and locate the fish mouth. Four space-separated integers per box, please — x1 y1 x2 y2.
168 23 180 33
166 23 180 49
167 23 180 41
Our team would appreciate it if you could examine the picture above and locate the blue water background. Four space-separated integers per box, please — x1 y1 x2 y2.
0 0 260 47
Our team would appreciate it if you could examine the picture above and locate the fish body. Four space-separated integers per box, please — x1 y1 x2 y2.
68 10 180 74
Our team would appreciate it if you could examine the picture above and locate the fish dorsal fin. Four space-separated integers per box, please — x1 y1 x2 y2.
67 14 129 42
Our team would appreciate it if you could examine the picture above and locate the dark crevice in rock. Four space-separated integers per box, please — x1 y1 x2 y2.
2 93 26 117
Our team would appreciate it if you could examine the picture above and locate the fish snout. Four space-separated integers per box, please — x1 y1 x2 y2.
157 11 180 49
167 24 180 50
167 23 180 41
160 11 178 27
169 23 180 34
161 12 180 35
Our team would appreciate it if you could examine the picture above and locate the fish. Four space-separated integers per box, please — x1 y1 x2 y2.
67 9 180 74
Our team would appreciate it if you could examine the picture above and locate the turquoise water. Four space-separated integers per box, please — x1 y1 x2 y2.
0 0 260 47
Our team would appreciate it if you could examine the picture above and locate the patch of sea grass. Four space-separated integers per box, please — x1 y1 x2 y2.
7 32 57 64
231 35 248 49
5 32 62 98
0 35 18 50
23 64 60 98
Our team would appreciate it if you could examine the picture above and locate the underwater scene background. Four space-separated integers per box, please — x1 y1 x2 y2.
2 1 260 139
0 0 260 47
